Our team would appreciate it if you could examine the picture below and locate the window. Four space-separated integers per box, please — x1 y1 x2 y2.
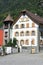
20 31 24 36
4 24 8 29
41 32 43 36
31 39 35 45
5 32 8 34
15 25 18 29
32 23 35 27
5 35 7 37
31 31 35 36
25 40 29 45
5 32 8 37
5 40 7 44
15 32 19 36
20 40 24 45
21 24 25 28
39 24 43 28
26 31 29 36
40 40 43 45
26 23 29 28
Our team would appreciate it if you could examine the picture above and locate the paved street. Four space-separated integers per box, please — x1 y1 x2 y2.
0 52 43 65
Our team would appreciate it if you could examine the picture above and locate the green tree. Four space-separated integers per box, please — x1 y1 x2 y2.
7 39 12 47
0 22 3 28
13 38 17 47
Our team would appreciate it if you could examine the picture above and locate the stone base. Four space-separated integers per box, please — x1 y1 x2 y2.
22 46 39 54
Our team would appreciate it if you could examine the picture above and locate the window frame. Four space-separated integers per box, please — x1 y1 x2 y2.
20 40 24 45
32 22 35 27
15 24 19 29
15 32 19 36
20 31 24 36
25 39 29 45
21 24 25 28
31 31 35 36
26 31 29 36
31 39 35 45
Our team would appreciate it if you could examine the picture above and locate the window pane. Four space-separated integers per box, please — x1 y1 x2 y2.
25 40 29 45
26 31 29 36
26 23 29 28
15 25 18 29
32 31 35 36
20 31 24 36
31 39 35 45
32 23 35 27
20 40 24 45
15 32 19 36
21 24 25 28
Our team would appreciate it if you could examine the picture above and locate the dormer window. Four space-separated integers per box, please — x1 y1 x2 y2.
23 11 25 16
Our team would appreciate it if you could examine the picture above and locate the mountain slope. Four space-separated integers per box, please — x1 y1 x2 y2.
0 0 43 21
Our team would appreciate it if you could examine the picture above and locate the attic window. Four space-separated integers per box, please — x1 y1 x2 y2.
23 11 26 16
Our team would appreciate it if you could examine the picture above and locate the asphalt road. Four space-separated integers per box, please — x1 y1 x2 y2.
0 52 43 65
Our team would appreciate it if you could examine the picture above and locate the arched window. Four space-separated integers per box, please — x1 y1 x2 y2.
25 40 29 45
31 39 35 45
20 40 24 45
15 32 19 36
26 31 29 36
26 23 29 28
20 31 24 36
31 31 35 36
32 23 35 27
21 24 25 28
15 25 18 29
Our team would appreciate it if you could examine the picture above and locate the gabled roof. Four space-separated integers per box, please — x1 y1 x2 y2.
14 9 43 24
4 14 14 22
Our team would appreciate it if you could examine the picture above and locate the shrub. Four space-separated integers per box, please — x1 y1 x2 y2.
13 38 17 47
6 39 12 47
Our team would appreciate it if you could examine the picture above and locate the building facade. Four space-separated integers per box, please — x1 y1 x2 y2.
1 10 43 53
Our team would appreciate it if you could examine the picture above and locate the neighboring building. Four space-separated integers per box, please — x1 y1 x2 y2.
0 29 3 46
3 14 14 45
1 10 43 53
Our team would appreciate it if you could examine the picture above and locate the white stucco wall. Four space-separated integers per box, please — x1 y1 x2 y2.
12 15 39 46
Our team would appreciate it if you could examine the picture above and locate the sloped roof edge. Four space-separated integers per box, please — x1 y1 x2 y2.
13 9 43 25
